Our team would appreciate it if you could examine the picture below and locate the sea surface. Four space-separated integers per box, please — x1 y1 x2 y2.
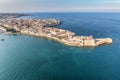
0 13 120 80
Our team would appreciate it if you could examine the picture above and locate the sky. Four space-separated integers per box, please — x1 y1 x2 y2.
0 0 120 12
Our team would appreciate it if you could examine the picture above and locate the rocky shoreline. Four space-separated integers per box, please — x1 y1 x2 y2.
0 18 112 47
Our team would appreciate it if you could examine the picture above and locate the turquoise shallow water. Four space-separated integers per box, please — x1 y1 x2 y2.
0 13 120 80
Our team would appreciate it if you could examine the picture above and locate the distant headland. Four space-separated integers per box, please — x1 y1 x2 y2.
0 13 112 47
0 13 30 19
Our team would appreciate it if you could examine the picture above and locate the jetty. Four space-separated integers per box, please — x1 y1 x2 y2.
0 18 112 47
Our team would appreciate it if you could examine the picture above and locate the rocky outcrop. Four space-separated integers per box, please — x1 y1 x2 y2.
0 18 112 47
95 38 113 46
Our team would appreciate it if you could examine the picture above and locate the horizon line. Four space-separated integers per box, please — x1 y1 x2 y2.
1 11 120 14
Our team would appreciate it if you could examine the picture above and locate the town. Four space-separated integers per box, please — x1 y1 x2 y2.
0 17 112 47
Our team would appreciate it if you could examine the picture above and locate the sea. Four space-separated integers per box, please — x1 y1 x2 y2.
0 13 120 80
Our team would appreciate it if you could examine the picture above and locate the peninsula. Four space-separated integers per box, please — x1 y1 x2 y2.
0 14 112 47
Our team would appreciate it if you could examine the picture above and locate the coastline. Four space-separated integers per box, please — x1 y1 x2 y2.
0 18 112 47
0 26 6 32
0 13 112 47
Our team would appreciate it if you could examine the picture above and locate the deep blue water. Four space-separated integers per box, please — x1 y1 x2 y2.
0 13 120 80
